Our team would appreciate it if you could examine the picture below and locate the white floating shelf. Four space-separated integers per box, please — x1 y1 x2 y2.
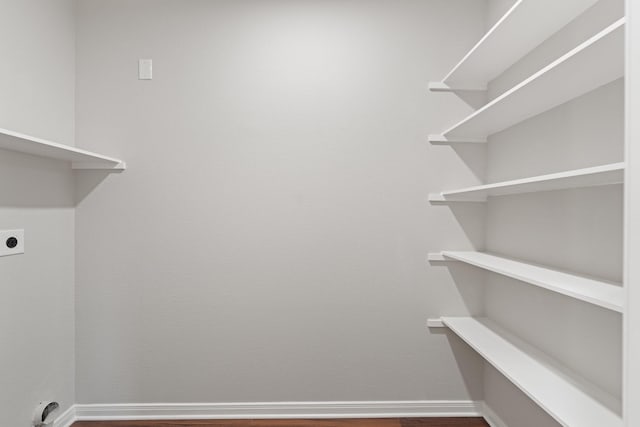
439 317 623 427
430 251 623 312
430 0 601 91
429 162 624 202
434 18 625 140
0 128 126 170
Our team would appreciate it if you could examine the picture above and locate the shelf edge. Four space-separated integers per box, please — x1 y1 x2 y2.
439 251 624 312
433 163 625 203
0 127 126 171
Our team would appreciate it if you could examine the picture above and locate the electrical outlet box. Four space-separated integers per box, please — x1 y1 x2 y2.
0 229 24 257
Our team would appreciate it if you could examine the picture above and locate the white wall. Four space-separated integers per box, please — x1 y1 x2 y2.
73 0 488 404
0 1 76 426
1 1 631 424
624 0 640 424
485 0 515 28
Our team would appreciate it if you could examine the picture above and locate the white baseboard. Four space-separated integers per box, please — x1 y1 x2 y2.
481 403 509 427
71 400 483 421
53 405 77 427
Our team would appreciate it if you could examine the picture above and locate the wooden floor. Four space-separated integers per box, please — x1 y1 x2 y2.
72 418 490 427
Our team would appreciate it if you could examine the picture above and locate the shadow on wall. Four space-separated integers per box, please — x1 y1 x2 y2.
428 261 487 316
446 330 485 402
430 201 487 250
428 317 485 402
447 89 487 111
448 144 487 183
428 143 486 183
426 261 487 402
0 150 116 208
75 169 120 204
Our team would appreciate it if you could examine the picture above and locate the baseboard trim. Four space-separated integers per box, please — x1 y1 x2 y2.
481 403 509 427
54 405 77 427
73 400 483 420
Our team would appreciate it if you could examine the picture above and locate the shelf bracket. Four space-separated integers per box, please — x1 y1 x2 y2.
426 318 446 328
428 134 487 145
72 161 127 171
428 193 488 203
428 82 487 92
427 252 451 262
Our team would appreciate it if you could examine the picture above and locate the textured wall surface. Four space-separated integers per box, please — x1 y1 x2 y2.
0 1 76 426
74 0 487 404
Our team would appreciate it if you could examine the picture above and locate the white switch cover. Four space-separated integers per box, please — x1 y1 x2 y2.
139 59 153 80
0 229 24 257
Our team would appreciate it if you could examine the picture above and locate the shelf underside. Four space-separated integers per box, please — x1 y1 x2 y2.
435 0 601 90
0 127 125 170
441 317 622 427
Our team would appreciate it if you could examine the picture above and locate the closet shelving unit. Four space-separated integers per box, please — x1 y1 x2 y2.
426 1 626 426
0 127 126 170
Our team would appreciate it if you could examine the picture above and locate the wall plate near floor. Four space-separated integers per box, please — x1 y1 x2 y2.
0 229 24 257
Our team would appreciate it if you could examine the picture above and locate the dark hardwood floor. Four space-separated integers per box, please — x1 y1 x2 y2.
72 418 490 427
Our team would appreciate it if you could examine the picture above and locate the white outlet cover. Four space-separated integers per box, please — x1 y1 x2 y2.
139 59 152 80
0 229 24 257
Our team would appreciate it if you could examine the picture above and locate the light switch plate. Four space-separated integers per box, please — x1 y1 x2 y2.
139 59 153 80
0 229 24 257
